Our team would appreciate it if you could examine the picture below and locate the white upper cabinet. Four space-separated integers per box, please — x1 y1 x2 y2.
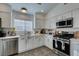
35 19 45 29
50 17 56 29
0 4 11 28
62 12 72 20
56 9 79 28
45 19 50 29
45 17 56 29
35 13 45 29
57 15 62 21
44 34 53 50
73 8 79 28
0 13 11 28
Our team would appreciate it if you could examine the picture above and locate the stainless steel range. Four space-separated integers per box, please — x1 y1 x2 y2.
53 38 70 55
53 31 74 55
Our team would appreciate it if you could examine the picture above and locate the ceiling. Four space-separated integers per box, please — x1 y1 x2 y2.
9 3 59 15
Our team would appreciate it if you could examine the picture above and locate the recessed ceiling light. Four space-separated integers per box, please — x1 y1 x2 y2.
21 7 27 13
41 10 44 12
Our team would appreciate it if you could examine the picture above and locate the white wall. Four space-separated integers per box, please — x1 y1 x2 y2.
45 3 79 31
0 3 11 28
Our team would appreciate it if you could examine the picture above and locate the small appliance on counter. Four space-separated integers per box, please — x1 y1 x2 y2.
0 28 6 37
7 28 16 36
0 27 16 37
47 29 53 35
40 29 46 34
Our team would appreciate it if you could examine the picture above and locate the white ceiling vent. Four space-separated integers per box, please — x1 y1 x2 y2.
64 3 68 5
37 3 42 5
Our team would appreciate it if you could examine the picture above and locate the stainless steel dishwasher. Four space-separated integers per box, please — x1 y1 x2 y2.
1 38 18 56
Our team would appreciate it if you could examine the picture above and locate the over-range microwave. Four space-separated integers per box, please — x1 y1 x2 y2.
67 17 73 27
56 21 66 28
56 17 73 28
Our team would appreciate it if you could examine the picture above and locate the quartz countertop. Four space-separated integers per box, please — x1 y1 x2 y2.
30 34 44 37
0 35 20 40
70 38 79 41
70 38 79 45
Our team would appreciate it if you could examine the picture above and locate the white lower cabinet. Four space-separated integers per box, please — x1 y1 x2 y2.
70 39 79 56
18 35 45 53
18 35 27 53
18 34 53 53
32 37 40 48
18 35 34 53
26 37 34 51
28 35 44 50
44 34 53 50
0 40 3 56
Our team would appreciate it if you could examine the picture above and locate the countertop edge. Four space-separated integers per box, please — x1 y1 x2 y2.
0 35 20 40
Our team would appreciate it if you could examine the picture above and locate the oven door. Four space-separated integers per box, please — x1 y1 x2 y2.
53 40 58 49
64 42 70 55
57 40 62 51
53 40 56 48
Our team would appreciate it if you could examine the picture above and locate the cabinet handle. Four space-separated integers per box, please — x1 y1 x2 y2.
21 38 24 40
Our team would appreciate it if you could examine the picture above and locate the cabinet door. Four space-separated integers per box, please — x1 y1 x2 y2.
77 46 79 56
48 36 53 49
44 35 48 46
32 36 44 49
70 39 79 56
57 15 62 21
0 13 11 28
45 20 50 29
35 14 45 29
26 36 40 51
24 35 44 51
38 35 44 46
26 37 34 50
64 43 70 55
0 40 3 56
63 12 72 20
34 36 40 48
35 19 45 28
45 35 53 49
71 44 78 56
73 9 79 28
45 18 55 29
50 18 56 29
18 35 27 53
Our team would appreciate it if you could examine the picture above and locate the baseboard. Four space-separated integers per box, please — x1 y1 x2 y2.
18 49 27 53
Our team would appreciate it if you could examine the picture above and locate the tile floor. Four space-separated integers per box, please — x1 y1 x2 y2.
15 46 60 56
